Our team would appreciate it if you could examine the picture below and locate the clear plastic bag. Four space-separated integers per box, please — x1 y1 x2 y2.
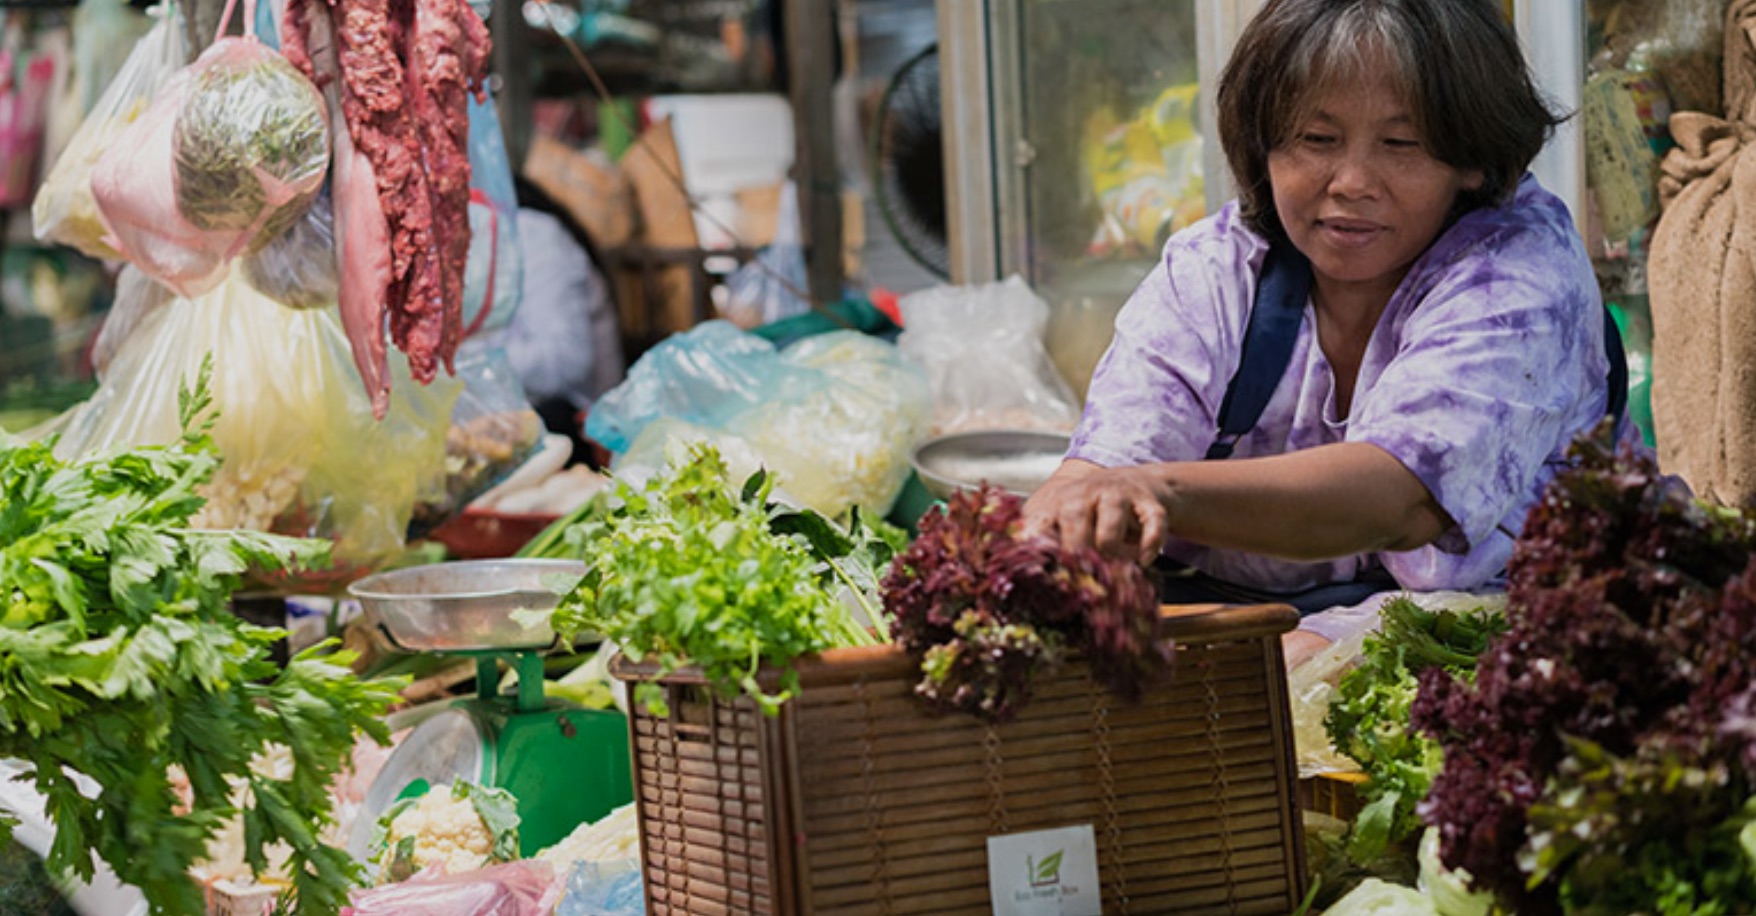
726 330 930 517
171 32 328 237
599 322 932 518
557 860 643 916
31 4 185 260
52 265 460 586
408 340 545 538
896 275 1083 436
721 180 809 329
90 265 176 377
584 320 781 455
460 93 524 340
243 183 337 309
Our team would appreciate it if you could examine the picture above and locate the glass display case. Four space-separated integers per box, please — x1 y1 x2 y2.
937 0 1260 397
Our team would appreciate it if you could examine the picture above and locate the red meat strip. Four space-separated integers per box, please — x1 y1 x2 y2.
284 0 488 394
408 0 489 372
285 0 393 417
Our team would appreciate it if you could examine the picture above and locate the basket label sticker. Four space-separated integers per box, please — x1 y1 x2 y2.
986 824 1102 916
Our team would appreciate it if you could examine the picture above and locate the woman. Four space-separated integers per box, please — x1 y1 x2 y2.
1024 0 1625 649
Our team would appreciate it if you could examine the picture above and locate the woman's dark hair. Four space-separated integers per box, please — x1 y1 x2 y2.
1215 0 1564 242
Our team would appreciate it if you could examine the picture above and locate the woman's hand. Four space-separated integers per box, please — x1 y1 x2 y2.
1023 459 1173 565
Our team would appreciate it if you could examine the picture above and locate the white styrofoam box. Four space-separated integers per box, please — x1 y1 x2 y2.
642 94 795 249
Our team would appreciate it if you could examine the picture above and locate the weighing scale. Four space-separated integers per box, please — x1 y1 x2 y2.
345 558 633 860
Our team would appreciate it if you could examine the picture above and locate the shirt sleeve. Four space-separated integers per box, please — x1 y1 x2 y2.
1068 215 1259 468
1349 223 1606 566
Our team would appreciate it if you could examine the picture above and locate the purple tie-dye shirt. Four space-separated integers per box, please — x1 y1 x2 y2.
1069 174 1614 592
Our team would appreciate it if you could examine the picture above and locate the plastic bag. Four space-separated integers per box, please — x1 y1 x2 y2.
720 180 809 328
52 265 459 584
585 320 782 454
91 0 326 296
725 330 930 517
343 860 561 916
557 861 643 916
1321 878 1440 916
33 6 184 260
91 265 176 377
602 323 931 518
896 275 1083 436
408 340 545 538
172 33 328 236
243 183 337 309
460 93 524 340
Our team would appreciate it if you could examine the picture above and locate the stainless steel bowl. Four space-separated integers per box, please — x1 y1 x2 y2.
347 558 588 653
910 429 1071 501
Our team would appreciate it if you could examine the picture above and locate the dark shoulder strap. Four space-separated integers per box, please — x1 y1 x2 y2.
1206 241 1312 459
1603 306 1628 429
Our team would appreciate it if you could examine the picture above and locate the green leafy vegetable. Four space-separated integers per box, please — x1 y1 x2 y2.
0 359 402 915
1324 596 1504 864
549 445 880 715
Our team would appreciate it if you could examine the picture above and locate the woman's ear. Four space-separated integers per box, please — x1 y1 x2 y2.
1461 169 1486 193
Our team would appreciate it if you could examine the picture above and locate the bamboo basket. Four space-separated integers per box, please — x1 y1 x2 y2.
610 603 1307 915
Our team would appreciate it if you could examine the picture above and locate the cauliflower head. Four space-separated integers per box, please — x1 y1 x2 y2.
374 781 520 883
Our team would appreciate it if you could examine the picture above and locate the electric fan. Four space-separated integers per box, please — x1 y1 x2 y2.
871 42 950 280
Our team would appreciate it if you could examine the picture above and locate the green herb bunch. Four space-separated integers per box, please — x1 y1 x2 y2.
0 362 402 915
1323 596 1505 865
549 444 886 716
173 43 328 238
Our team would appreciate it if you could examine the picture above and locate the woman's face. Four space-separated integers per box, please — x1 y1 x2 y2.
1267 62 1484 309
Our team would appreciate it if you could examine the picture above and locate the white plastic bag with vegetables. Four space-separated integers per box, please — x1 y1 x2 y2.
51 265 459 586
91 0 328 296
31 3 184 260
896 275 1083 435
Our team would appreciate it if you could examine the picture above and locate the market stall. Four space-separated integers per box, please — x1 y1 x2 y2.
5 0 1756 913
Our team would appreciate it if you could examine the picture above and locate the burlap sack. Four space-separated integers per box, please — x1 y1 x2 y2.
1649 0 1756 506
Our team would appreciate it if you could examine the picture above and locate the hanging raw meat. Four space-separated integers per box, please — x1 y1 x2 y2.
284 0 393 416
284 0 490 407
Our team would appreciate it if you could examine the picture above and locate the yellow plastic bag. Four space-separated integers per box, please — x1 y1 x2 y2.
31 5 183 260
52 266 460 585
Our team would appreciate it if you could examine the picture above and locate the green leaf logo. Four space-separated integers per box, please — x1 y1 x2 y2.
1032 850 1064 885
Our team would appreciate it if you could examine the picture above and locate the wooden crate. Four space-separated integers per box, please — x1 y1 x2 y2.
611 603 1307 915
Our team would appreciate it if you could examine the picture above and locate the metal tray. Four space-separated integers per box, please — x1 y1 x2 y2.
909 429 1070 500
347 558 588 653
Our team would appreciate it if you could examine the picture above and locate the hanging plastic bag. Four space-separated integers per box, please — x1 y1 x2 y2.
171 31 328 237
32 3 184 260
460 93 524 340
91 0 327 296
90 265 176 377
408 339 545 538
720 180 809 328
896 275 1083 436
52 265 459 585
243 183 337 309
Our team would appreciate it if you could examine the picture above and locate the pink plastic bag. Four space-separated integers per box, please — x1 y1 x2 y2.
343 860 562 916
91 0 327 297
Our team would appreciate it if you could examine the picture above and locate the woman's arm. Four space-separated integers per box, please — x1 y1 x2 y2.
1025 443 1451 565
